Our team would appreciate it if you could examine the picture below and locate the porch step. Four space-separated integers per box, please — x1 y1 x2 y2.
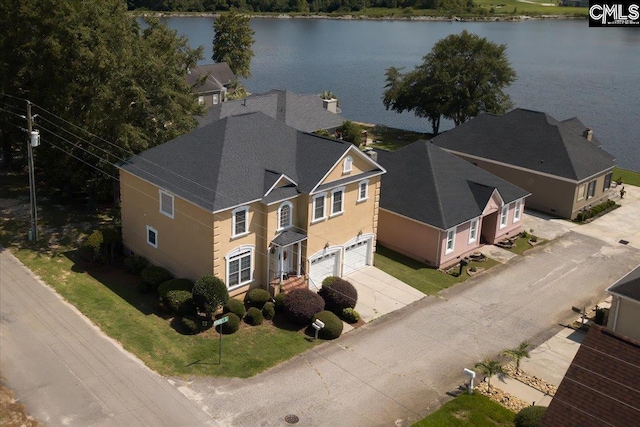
280 276 307 293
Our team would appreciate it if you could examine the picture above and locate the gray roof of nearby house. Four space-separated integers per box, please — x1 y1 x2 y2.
432 109 616 182
197 89 346 132
607 264 640 302
185 63 235 94
376 141 530 230
119 112 372 213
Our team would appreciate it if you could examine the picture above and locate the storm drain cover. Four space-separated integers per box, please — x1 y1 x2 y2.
284 414 300 424
620 240 629 245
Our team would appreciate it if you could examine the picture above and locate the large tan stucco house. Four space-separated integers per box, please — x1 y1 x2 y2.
376 142 529 269
606 264 640 342
433 109 617 219
117 112 385 297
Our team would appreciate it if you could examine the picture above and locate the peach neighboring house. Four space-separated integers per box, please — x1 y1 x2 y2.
117 111 385 298
433 109 617 220
375 141 530 269
606 264 640 342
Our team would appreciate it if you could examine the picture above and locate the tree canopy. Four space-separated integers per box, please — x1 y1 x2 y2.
0 0 203 198
383 30 516 135
212 10 255 79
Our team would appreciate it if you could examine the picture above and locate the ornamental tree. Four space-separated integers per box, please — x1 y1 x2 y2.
212 9 255 79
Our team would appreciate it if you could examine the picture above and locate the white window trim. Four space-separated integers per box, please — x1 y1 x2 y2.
231 206 250 238
357 179 369 202
312 193 327 223
343 156 353 174
146 225 158 248
445 227 456 255
330 187 345 217
577 184 586 201
499 205 508 229
159 189 174 219
513 200 522 223
277 201 293 231
226 245 254 290
468 219 478 244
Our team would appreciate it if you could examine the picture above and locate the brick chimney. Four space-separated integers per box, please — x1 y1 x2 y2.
583 128 593 142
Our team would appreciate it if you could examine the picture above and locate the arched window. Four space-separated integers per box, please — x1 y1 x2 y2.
343 156 353 173
278 201 293 230
226 245 254 289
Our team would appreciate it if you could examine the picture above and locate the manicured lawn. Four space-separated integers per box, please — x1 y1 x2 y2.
374 245 500 295
472 0 587 15
364 125 432 152
504 235 546 255
413 392 515 427
613 167 640 187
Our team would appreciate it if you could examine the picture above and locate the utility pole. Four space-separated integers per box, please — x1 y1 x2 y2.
26 101 38 241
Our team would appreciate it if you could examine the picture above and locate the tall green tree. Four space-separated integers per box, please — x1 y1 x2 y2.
212 10 255 79
383 30 516 134
0 0 203 197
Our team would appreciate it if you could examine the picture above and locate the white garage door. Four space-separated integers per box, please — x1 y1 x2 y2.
343 238 371 276
308 252 338 289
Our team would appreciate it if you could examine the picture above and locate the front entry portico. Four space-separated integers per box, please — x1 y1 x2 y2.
268 229 307 293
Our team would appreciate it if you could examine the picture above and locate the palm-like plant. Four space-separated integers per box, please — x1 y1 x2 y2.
475 359 505 392
501 342 531 373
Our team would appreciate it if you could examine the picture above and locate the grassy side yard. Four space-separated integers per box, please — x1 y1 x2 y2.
363 125 431 152
473 0 587 15
413 392 515 427
504 234 546 255
613 167 640 187
374 245 500 295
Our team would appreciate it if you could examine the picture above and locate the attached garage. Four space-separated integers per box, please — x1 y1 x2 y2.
308 251 339 289
343 236 372 276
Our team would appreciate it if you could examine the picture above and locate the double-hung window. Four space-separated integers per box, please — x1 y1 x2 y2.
587 180 596 199
468 219 478 244
331 188 344 216
159 190 174 218
445 228 456 255
513 200 522 223
278 202 293 230
313 194 326 222
603 172 612 191
227 246 253 289
500 205 508 229
357 180 369 202
232 207 249 237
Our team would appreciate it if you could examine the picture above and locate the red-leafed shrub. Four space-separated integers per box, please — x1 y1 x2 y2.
283 289 325 325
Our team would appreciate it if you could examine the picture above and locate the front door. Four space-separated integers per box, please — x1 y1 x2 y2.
276 246 293 279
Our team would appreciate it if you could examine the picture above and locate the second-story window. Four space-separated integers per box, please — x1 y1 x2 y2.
278 201 293 230
159 189 174 219
313 194 326 222
331 188 344 216
232 206 249 237
358 180 369 202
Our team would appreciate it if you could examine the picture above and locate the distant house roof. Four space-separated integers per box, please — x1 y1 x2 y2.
118 112 381 213
376 141 530 230
185 63 235 94
432 109 616 182
197 89 345 132
541 325 640 427
607 264 640 302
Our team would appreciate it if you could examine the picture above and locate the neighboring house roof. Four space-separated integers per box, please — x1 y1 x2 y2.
432 109 616 182
376 141 530 230
185 63 235 94
197 89 345 132
607 264 640 302
119 112 381 213
541 325 640 427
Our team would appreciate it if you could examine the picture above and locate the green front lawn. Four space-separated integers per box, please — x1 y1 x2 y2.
613 167 640 187
374 245 500 295
472 0 587 15
413 392 515 427
504 234 546 255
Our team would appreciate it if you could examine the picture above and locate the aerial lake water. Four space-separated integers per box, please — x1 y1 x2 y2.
163 17 640 170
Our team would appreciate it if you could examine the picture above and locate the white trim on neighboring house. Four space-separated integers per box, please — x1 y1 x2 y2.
357 179 369 202
231 206 250 238
468 218 479 244
330 187 345 217
277 201 293 231
445 227 456 255
499 205 508 229
513 199 522 223
225 245 254 290
159 189 175 219
312 193 327 223
146 225 158 248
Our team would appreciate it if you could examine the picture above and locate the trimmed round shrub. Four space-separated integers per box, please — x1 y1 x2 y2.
180 315 200 335
319 276 358 314
312 311 343 340
283 288 325 325
158 278 194 301
262 302 275 320
192 275 229 315
166 290 196 316
514 406 547 427
245 288 271 308
342 307 361 323
216 313 240 334
124 254 150 274
223 298 246 318
274 292 287 311
245 307 264 326
140 266 173 293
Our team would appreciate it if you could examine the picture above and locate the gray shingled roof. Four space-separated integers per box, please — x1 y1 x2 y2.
271 229 307 247
119 112 359 213
608 265 640 302
185 63 235 93
432 109 616 182
377 141 530 230
197 89 345 132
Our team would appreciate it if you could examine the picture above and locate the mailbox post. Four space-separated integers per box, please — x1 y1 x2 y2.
311 319 325 340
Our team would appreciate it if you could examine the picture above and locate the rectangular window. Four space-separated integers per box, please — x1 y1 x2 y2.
514 200 522 223
212 93 219 105
313 194 326 222
159 190 174 218
500 205 508 229
331 188 344 216
197 96 204 106
358 180 369 202
603 172 612 191
577 184 586 201
469 219 478 244
445 228 456 255
587 180 596 199
232 207 248 237
146 225 157 248
227 250 252 288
